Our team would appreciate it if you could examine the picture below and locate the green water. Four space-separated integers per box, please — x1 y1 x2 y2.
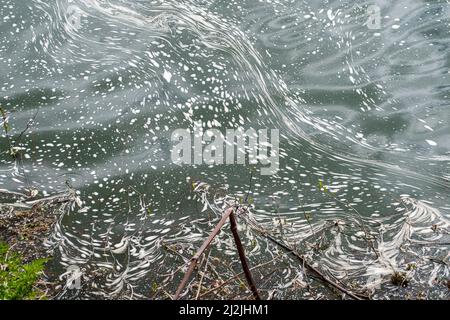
0 0 449 299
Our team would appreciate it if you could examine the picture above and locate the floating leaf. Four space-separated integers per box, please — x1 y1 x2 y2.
318 180 323 190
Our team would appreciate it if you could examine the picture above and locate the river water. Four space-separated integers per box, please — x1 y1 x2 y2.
0 0 449 299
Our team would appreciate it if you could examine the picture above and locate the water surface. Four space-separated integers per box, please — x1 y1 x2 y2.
0 0 449 299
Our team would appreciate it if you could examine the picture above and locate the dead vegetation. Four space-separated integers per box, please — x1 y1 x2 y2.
151 181 450 300
0 187 82 297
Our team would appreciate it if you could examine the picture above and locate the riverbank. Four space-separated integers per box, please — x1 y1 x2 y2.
0 189 80 299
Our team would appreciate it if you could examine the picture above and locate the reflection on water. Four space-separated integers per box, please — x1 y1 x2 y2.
0 0 449 299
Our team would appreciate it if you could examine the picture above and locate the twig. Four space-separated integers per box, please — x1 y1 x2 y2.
229 210 261 300
15 110 38 146
330 194 381 259
244 169 253 203
0 189 27 198
262 233 368 300
221 259 249 292
243 268 280 300
0 106 11 150
195 249 211 299
199 253 284 298
173 207 234 299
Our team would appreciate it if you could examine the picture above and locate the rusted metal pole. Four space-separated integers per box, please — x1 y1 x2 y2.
229 211 261 300
173 207 234 299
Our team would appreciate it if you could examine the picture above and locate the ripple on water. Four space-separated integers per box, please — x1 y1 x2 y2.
0 0 449 299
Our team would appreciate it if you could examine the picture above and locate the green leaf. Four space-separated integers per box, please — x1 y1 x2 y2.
317 180 323 190
0 242 47 300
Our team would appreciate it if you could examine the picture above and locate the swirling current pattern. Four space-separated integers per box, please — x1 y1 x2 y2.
0 0 449 299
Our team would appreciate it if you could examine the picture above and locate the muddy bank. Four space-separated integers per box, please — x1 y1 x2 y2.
0 189 81 298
